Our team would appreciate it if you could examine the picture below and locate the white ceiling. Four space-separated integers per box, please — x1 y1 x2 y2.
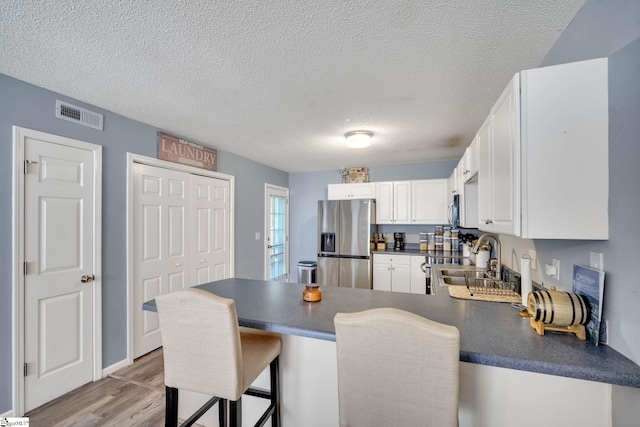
1 0 584 173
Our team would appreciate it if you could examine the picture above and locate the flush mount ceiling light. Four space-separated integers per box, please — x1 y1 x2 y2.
345 130 373 148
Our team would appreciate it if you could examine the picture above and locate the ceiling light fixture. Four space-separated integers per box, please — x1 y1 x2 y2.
345 130 373 148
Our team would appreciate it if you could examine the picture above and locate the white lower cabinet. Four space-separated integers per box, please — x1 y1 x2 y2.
374 254 427 294
373 254 411 293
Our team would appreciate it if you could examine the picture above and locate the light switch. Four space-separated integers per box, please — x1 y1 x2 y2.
255 232 260 240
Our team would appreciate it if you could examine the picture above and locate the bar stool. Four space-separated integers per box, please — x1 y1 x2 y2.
334 308 460 427
156 287 282 427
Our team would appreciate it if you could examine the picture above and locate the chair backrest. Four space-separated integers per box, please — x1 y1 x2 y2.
334 308 460 427
156 288 243 399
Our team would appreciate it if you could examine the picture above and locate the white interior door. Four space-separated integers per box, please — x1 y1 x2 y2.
132 163 190 358
23 134 100 412
131 163 232 358
191 174 231 285
264 185 289 281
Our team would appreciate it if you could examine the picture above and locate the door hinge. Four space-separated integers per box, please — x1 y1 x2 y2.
24 160 38 174
23 262 28 275
24 363 28 377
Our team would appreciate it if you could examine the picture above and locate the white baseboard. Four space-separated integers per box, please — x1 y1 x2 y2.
1 409 14 417
101 358 129 377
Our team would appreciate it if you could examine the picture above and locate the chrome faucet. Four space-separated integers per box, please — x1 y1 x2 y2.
472 233 501 279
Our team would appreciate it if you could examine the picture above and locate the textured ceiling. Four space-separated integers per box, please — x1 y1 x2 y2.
1 0 584 173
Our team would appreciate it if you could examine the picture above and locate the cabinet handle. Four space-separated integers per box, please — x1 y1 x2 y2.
484 219 493 224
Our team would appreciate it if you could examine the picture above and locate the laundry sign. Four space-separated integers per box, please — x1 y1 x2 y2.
157 132 217 171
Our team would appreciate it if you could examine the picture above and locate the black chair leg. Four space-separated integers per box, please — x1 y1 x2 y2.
229 397 242 427
219 398 227 427
165 386 179 427
271 357 280 427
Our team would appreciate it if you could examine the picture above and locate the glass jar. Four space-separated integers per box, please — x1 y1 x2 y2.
303 285 322 302
427 233 435 250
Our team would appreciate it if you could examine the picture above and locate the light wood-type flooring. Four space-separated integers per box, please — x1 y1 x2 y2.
25 348 192 426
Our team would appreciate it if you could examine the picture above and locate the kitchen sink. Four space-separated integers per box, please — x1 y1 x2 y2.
439 269 488 278
433 265 521 299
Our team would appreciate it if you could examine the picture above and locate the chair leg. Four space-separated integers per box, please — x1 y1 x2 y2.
165 386 179 427
270 357 280 427
219 398 227 427
229 397 242 427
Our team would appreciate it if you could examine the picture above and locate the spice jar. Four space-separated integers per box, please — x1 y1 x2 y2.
303 285 322 302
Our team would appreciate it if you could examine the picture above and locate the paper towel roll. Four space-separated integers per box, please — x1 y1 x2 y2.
521 255 532 306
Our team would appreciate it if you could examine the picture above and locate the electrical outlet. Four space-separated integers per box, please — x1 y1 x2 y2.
590 251 604 271
255 232 261 240
545 259 560 280
528 250 537 270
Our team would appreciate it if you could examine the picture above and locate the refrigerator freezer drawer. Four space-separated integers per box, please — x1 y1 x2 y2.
317 256 339 287
339 257 372 289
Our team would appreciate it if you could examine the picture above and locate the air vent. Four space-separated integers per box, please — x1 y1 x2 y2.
55 100 104 130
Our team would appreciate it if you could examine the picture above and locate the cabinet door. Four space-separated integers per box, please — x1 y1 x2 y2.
374 182 394 224
391 261 411 293
520 58 608 239
412 179 448 224
477 116 492 228
393 181 412 224
410 256 427 294
372 255 392 291
327 184 352 200
488 74 520 235
466 137 478 180
350 182 376 199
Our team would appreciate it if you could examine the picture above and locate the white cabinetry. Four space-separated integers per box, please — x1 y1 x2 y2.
327 182 376 200
375 181 410 224
478 74 520 235
477 58 609 239
410 256 428 294
412 179 448 224
373 254 411 293
375 180 448 225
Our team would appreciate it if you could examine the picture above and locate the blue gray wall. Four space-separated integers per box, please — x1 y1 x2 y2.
0 75 287 412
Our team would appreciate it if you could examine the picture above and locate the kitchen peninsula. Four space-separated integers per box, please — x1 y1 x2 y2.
144 278 640 426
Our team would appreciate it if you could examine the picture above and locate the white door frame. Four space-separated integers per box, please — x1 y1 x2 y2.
263 184 289 281
126 153 235 365
12 126 103 416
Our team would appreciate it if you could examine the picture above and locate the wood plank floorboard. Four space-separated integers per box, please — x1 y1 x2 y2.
25 348 202 427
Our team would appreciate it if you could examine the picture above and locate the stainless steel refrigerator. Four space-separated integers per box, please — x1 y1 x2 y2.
317 199 376 289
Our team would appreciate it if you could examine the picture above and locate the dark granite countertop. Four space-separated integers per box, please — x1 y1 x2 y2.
143 277 640 388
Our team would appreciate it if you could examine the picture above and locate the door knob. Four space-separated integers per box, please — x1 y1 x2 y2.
81 274 95 283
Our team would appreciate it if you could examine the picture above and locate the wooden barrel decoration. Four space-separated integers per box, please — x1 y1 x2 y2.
526 288 589 326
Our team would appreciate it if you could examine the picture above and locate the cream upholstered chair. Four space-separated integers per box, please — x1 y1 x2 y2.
156 287 282 427
334 308 460 427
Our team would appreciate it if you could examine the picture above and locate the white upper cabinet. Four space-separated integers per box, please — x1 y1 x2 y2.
375 180 448 225
412 179 448 224
464 137 478 181
477 57 609 239
520 58 608 239
479 73 521 235
393 181 412 224
327 182 376 200
375 181 411 224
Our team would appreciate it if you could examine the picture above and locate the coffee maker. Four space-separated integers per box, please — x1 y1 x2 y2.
393 232 405 251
